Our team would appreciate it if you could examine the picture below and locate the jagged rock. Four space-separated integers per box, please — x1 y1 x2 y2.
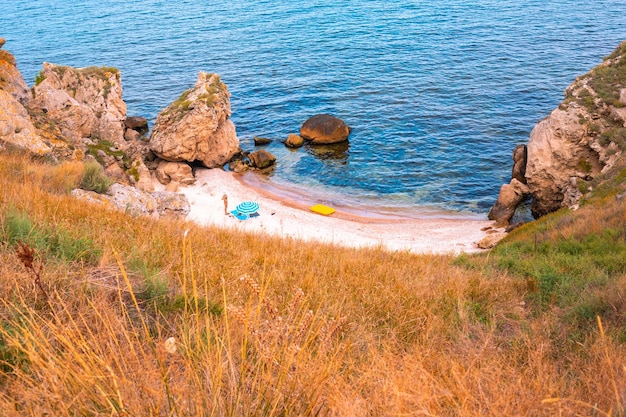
30 63 126 145
149 72 240 168
0 38 5 49
476 233 508 249
284 133 304 148
512 144 527 184
248 149 276 169
124 116 148 133
254 136 272 146
155 160 195 185
152 191 190 219
128 158 154 192
0 44 29 105
488 179 529 225
300 114 350 144
0 90 50 155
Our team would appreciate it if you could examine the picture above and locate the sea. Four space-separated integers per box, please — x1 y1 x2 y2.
3 1 626 216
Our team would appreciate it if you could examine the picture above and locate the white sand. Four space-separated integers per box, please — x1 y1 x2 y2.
163 168 497 255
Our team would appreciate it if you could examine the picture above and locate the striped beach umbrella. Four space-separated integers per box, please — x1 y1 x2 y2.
235 201 260 215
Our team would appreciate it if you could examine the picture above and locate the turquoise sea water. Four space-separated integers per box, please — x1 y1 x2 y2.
3 1 626 214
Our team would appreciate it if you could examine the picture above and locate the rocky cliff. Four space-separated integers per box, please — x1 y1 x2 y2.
0 40 52 155
491 40 626 223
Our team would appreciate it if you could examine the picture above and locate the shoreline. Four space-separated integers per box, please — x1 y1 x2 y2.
162 168 498 255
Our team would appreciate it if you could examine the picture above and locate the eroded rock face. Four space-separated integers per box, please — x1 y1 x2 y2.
526 106 604 217
0 43 29 105
505 41 626 218
488 179 529 225
155 160 195 185
512 144 527 184
149 72 240 168
300 114 350 144
30 63 127 145
0 90 50 155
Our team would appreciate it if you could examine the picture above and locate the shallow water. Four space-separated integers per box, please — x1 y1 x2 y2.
3 0 626 214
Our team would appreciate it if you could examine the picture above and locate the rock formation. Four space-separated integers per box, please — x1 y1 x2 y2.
30 63 127 145
155 160 195 185
149 72 240 168
0 41 52 155
0 90 51 155
0 39 29 106
300 114 350 144
248 149 276 169
254 136 272 146
71 183 190 219
511 144 527 184
491 40 626 221
488 179 529 225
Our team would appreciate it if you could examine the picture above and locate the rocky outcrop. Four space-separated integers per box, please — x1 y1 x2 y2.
149 72 240 168
0 90 51 155
71 183 190 219
0 40 29 105
0 43 51 155
488 179 529 225
30 63 127 145
511 144 527 184
492 40 626 220
300 114 350 144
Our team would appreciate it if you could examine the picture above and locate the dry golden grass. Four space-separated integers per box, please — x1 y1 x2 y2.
0 150 623 416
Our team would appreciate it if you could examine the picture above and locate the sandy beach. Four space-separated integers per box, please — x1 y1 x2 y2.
163 168 498 255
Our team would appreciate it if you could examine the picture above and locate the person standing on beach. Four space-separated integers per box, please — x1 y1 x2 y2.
222 193 228 215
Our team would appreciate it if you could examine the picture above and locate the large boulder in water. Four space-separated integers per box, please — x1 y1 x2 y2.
300 114 350 144
248 149 276 169
149 72 240 168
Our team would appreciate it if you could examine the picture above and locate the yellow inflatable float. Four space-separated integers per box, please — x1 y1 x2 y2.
309 204 335 216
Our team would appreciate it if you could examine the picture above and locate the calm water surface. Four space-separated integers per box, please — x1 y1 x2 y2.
3 1 626 214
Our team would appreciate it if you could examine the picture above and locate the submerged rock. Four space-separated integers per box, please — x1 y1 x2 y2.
284 133 304 148
248 149 276 169
300 114 350 144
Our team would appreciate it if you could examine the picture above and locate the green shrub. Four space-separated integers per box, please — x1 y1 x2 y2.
2 209 101 264
80 161 112 194
34 71 45 86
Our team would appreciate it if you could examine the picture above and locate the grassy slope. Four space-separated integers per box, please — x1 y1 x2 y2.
0 148 623 416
